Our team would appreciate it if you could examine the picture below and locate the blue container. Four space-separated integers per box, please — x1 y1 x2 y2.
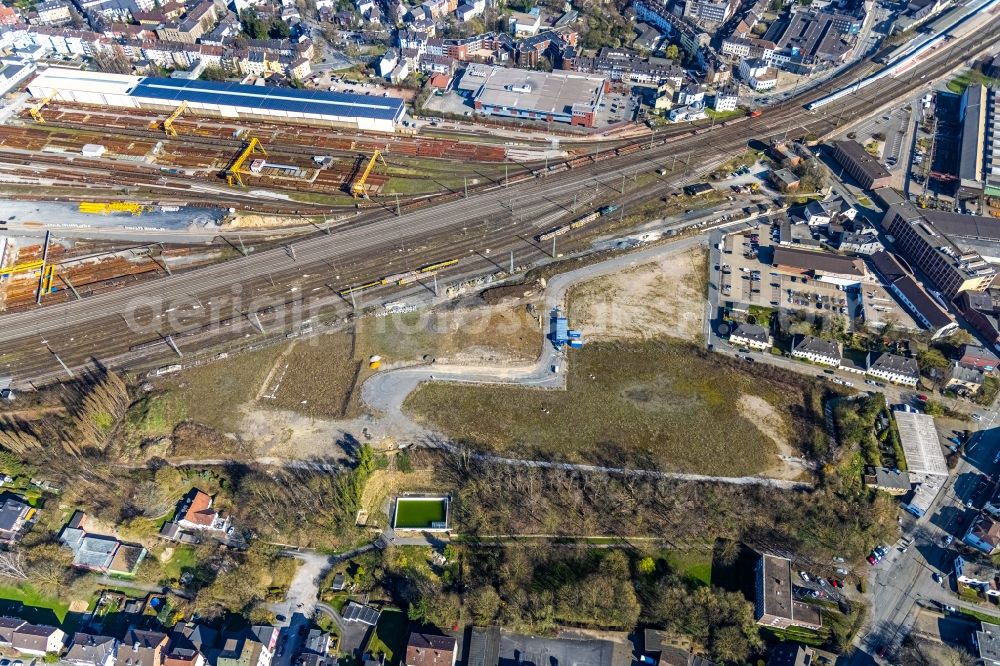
569 339 584 349
568 330 582 339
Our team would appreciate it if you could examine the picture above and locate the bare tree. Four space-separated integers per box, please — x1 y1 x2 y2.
0 549 27 581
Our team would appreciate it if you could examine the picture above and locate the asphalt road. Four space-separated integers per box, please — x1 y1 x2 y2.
1 19 997 387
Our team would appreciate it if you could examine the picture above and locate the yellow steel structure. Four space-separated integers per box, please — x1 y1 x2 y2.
161 101 188 137
0 259 43 278
227 137 266 187
41 264 56 294
79 202 148 216
350 150 386 198
29 89 58 123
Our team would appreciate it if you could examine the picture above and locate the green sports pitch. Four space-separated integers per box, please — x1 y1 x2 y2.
393 497 449 530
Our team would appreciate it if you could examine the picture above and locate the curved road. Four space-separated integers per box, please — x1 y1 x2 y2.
361 228 811 490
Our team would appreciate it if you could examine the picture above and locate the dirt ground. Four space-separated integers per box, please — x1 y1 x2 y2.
568 249 707 343
240 406 363 460
737 394 805 480
355 302 543 365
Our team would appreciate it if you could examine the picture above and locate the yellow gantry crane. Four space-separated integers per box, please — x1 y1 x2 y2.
161 101 188 137
0 259 44 280
351 150 386 198
29 89 59 123
226 137 266 187
79 202 148 216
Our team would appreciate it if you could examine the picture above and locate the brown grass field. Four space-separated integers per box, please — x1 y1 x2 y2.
403 339 830 477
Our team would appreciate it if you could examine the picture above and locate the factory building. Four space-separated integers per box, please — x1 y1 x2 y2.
958 84 1000 203
829 140 893 190
881 201 996 299
464 65 608 127
25 68 405 133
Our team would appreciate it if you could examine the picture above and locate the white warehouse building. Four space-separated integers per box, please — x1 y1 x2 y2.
26 68 405 133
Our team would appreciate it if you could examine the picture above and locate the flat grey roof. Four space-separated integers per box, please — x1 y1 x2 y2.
978 622 1000 663
471 66 606 115
832 140 892 182
893 411 947 477
959 84 986 185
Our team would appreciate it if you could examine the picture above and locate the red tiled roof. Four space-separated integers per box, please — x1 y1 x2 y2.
182 491 215 527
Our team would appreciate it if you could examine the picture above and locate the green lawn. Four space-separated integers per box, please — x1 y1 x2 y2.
159 545 201 584
404 340 829 476
0 585 71 623
705 108 747 121
394 498 447 529
365 609 409 665
663 550 713 587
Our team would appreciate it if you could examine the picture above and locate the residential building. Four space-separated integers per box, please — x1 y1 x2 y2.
868 251 957 339
881 201 996 298
721 36 777 62
33 0 72 25
59 511 147 576
217 627 276 666
834 232 883 256
863 467 911 495
946 363 985 393
791 335 841 367
729 322 771 350
676 83 705 106
954 555 999 594
12 624 65 657
804 197 856 226
753 553 822 630
965 513 1000 555
404 634 457 666
683 0 737 24
974 621 1000 665
959 343 999 371
643 629 714 666
711 84 739 112
829 140 892 189
739 57 777 91
66 633 118 666
0 495 31 542
176 489 231 533
866 352 919 387
0 618 25 648
119 629 168 666
767 643 814 666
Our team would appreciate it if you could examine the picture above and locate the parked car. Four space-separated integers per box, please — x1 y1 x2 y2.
799 571 811 582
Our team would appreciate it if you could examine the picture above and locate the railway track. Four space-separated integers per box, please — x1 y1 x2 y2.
1 19 996 384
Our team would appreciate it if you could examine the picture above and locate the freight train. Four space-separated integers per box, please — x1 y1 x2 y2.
536 205 620 242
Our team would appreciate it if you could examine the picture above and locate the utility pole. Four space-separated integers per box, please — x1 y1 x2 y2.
250 311 264 333
396 194 401 216
621 173 626 194
350 289 357 310
505 164 508 187
509 249 514 274
237 233 248 256
572 192 577 212
62 276 81 300
464 176 468 198
433 273 439 297
551 235 556 258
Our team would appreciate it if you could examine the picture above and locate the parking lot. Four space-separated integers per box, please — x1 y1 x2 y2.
717 227 918 330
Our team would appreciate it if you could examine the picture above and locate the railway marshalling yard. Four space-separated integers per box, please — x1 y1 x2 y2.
0 18 997 463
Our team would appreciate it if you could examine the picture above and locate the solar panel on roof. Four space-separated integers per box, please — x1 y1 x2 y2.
342 602 380 625
130 77 404 122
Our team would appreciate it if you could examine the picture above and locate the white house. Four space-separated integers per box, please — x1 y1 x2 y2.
177 490 231 533
378 48 398 79
12 624 65 657
966 514 1000 556
66 633 118 666
791 335 841 367
711 85 739 112
729 322 771 350
866 352 919 387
